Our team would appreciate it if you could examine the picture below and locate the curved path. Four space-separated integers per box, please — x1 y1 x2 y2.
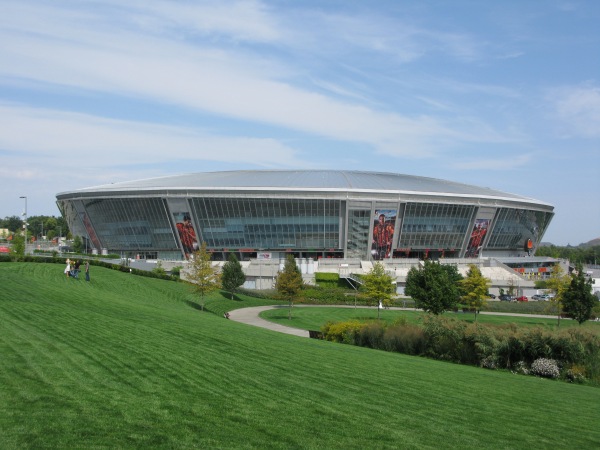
228 305 562 338
228 305 310 337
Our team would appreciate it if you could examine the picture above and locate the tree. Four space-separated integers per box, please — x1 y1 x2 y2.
221 253 246 299
2 215 23 233
562 263 597 325
275 254 303 319
459 264 491 321
10 234 25 260
545 263 570 326
186 242 221 310
73 235 83 253
405 260 462 315
362 262 395 318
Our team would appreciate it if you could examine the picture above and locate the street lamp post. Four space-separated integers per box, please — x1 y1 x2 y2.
19 196 27 254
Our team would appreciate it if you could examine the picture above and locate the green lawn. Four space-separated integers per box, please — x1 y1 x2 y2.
260 305 600 333
2 262 600 449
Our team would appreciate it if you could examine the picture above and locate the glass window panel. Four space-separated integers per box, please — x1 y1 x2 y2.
487 208 553 249
399 202 475 249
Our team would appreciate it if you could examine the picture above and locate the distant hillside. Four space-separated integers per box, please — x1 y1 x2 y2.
580 238 600 248
540 237 600 248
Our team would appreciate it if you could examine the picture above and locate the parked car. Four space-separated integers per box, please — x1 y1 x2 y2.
516 295 528 302
487 293 496 299
531 294 544 301
499 294 514 302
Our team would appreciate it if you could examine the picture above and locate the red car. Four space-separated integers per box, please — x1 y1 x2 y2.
516 295 528 302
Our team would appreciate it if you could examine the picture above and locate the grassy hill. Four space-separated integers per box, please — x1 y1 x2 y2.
1 262 600 449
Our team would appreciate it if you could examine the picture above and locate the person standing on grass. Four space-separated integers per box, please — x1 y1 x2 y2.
72 260 81 278
85 260 90 282
64 258 71 279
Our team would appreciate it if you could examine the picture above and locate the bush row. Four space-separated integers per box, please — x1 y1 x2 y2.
321 315 600 385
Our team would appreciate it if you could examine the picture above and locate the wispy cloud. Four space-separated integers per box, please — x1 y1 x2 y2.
551 84 600 138
0 103 309 177
0 1 510 159
451 154 533 170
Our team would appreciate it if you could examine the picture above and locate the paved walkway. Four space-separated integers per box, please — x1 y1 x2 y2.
227 305 310 337
227 305 563 338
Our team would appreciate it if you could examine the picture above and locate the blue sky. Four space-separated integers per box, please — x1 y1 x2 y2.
1 0 599 246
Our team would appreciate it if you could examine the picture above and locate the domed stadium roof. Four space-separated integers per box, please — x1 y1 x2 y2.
57 169 551 206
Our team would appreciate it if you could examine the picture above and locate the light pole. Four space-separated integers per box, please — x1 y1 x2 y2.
19 196 27 253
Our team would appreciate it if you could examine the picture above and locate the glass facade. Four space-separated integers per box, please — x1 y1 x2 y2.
486 208 553 250
189 197 342 251
398 203 475 250
346 209 371 258
80 198 179 255
56 192 553 260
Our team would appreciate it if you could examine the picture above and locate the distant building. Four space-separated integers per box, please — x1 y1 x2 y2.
56 170 554 261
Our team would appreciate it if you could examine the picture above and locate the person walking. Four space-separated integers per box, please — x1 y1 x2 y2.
85 260 90 282
64 258 71 279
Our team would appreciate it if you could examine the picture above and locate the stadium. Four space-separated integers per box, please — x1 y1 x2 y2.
55 170 558 291
56 170 554 261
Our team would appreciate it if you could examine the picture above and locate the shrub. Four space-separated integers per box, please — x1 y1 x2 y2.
530 358 560 379
322 320 364 344
462 323 499 366
480 356 498 370
383 323 426 355
564 365 586 383
314 272 342 287
170 265 183 277
495 333 526 369
321 311 600 385
301 286 352 305
512 361 530 375
355 322 385 349
422 315 466 362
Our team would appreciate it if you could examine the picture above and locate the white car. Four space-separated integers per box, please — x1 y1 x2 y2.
532 294 553 301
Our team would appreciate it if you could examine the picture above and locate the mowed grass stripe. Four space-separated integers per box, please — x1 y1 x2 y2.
1 263 599 449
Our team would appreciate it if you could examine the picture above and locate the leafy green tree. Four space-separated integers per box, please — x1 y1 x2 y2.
562 263 597 325
545 263 570 326
459 264 491 321
405 260 462 315
10 234 25 260
2 215 23 233
187 242 221 310
73 235 83 253
362 262 395 318
221 253 246 299
275 254 303 319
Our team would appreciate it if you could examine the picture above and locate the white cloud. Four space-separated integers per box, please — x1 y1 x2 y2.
0 103 308 175
0 3 514 160
552 85 600 137
451 154 533 170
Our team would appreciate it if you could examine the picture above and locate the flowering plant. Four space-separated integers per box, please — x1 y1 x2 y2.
530 358 560 379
